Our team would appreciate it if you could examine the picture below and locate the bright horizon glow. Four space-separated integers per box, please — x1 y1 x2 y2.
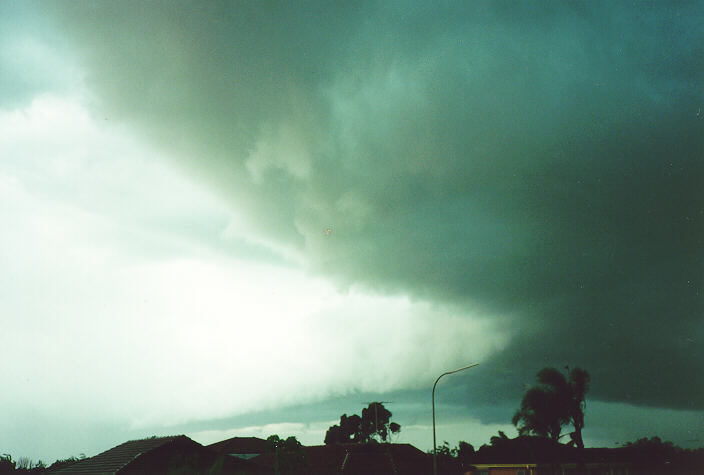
0 94 509 460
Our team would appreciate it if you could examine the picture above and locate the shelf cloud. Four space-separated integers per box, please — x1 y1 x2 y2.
2 0 702 462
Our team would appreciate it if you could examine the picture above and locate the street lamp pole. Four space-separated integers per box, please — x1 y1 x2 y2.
432 363 479 475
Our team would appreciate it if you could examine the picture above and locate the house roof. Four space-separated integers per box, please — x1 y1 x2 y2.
472 436 578 464
248 443 431 475
343 443 430 474
51 435 192 474
207 436 268 455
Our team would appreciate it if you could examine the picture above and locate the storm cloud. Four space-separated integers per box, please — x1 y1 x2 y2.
42 0 704 413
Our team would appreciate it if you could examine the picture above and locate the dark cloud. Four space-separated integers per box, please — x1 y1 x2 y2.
48 1 704 409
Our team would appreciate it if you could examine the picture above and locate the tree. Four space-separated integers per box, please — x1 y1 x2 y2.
323 424 344 445
433 441 456 458
456 441 475 465
489 430 510 446
426 440 475 473
265 435 302 452
324 403 401 444
457 441 474 457
361 402 400 442
512 366 590 448
324 413 363 444
265 435 306 473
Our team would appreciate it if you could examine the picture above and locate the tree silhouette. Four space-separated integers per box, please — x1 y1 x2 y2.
265 435 306 473
324 403 401 444
265 434 302 452
361 402 400 442
512 367 590 448
490 430 510 446
324 413 363 444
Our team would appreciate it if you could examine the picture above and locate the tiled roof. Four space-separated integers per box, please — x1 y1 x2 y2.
207 436 268 455
51 436 189 474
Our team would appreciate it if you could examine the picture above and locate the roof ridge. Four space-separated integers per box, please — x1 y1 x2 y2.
125 434 184 442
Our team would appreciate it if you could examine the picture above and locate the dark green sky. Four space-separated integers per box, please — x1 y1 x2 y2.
53 0 703 406
2 0 703 462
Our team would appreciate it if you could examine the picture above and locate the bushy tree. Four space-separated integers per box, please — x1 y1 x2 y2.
265 435 302 452
324 414 363 444
623 436 679 461
429 440 474 459
433 441 456 458
265 435 306 473
458 441 474 456
324 403 401 444
361 402 400 442
512 367 590 448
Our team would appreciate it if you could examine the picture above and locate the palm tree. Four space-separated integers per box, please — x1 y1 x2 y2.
512 367 590 448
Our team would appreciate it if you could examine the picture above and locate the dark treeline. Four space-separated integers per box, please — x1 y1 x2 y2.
4 435 703 474
3 368 702 473
432 435 704 473
428 366 704 473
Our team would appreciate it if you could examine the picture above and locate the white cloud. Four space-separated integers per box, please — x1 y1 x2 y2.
188 413 520 452
0 94 510 459
190 421 335 448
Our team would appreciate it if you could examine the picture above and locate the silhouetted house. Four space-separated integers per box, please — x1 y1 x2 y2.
465 462 630 475
50 435 238 474
243 442 432 475
342 443 431 474
465 463 536 475
208 436 268 460
462 437 704 475
464 437 632 475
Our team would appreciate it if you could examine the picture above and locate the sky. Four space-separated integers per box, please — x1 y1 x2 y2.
1 0 703 464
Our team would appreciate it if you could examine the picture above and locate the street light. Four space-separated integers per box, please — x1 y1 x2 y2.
432 363 479 475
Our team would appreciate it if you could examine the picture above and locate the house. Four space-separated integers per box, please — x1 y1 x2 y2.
49 435 238 474
466 462 631 475
463 437 632 475
242 442 433 474
343 443 432 474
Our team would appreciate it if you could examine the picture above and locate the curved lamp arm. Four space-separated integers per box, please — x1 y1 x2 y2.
432 363 479 475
